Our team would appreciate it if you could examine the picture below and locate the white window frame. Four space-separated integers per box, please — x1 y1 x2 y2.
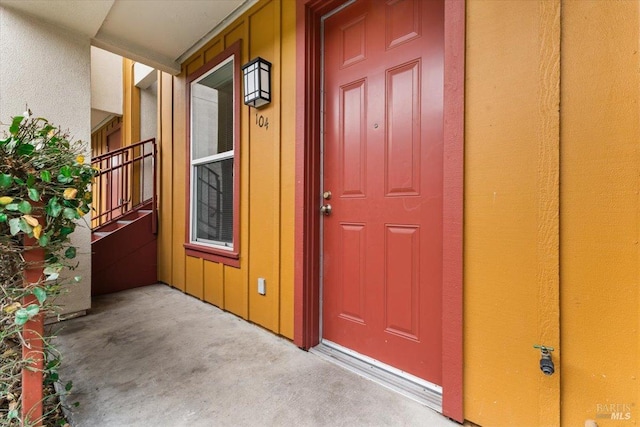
189 55 235 252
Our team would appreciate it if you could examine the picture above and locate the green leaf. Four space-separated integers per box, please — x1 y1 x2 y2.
46 198 62 217
65 380 73 392
18 200 32 214
0 213 6 222
38 233 50 247
5 203 18 211
26 174 35 187
40 170 51 182
16 143 35 156
65 246 77 259
25 304 40 317
28 187 40 201
0 173 12 188
57 174 74 184
46 359 60 370
9 116 24 135
60 165 72 177
63 207 78 220
18 217 33 234
15 308 29 325
8 218 20 235
40 124 54 136
32 287 47 304
60 225 74 237
7 408 18 419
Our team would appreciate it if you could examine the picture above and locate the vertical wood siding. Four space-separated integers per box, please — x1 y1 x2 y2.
157 0 295 338
91 116 123 226
465 1 640 426
464 1 561 425
561 1 640 425
91 115 122 157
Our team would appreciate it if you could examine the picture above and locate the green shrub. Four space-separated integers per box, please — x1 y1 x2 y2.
1 112 94 426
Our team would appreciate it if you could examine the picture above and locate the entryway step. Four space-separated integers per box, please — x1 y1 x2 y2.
91 232 110 242
311 341 442 412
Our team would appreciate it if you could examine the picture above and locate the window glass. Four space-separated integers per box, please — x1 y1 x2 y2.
191 60 234 160
190 56 236 250
194 158 234 245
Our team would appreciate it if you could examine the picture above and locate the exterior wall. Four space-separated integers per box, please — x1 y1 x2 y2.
122 58 141 147
464 1 561 425
561 1 640 425
91 116 122 157
91 47 123 116
139 77 157 202
0 6 92 317
157 0 296 338
91 116 122 228
142 0 640 423
139 79 157 142
465 1 640 426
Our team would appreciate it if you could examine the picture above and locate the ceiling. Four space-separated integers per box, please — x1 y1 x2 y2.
0 0 255 74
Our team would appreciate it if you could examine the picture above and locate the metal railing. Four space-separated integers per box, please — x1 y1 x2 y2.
91 138 157 232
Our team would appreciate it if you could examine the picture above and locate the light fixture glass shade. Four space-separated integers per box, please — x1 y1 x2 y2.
242 57 271 108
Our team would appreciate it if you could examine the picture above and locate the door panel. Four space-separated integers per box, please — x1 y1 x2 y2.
384 225 420 340
385 60 421 196
340 81 367 197
322 0 443 384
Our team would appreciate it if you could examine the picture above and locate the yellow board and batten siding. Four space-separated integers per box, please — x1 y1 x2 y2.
153 0 639 424
464 1 561 425
561 1 640 425
465 1 640 426
91 116 122 157
157 0 295 338
122 58 141 147
91 116 122 229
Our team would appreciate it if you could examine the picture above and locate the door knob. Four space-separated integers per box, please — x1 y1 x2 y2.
320 204 332 215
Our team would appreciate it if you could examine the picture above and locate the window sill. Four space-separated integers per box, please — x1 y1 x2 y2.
184 243 240 268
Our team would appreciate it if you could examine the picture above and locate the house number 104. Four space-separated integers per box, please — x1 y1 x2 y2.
255 113 269 130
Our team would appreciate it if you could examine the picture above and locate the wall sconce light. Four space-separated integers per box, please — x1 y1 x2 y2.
242 57 272 108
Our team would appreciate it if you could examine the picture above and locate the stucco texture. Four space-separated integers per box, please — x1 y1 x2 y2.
0 6 92 317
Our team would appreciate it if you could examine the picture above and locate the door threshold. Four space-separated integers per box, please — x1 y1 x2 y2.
310 340 442 412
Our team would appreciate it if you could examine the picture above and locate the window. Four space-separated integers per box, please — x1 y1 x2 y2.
185 42 240 265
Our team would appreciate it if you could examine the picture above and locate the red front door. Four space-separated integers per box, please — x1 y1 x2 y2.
322 0 444 385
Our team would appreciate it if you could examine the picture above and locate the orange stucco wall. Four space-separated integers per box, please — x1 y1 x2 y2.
465 1 639 426
157 0 296 339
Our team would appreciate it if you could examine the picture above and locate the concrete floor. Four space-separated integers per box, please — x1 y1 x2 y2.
52 284 460 427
